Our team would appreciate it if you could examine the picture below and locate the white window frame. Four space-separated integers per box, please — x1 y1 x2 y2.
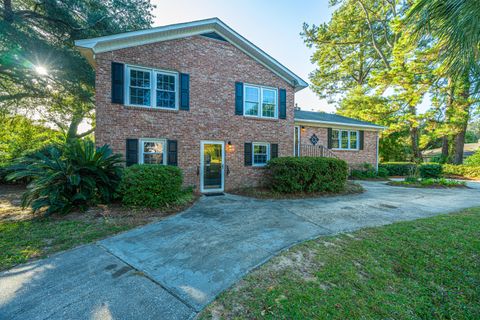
332 129 359 151
243 84 278 119
252 142 270 167
138 138 167 165
125 64 179 110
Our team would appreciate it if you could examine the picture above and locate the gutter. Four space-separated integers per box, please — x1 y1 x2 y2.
294 119 385 130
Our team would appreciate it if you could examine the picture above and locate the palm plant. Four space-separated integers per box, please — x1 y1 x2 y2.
7 140 123 215
406 0 480 85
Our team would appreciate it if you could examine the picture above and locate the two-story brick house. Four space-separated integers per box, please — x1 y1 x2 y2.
75 18 383 193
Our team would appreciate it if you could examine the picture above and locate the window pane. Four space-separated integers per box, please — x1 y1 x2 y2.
245 87 259 102
349 131 358 149
144 141 164 153
341 131 349 149
156 73 176 108
156 91 176 108
332 130 340 148
262 103 275 117
157 74 175 91
143 153 163 164
245 102 259 116
130 88 150 106
262 89 275 104
253 144 268 165
130 69 151 106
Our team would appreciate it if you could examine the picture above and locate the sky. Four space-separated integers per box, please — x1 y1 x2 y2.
151 0 336 112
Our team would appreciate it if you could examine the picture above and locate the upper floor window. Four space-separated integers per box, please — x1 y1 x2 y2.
244 84 277 119
126 65 178 110
332 129 359 150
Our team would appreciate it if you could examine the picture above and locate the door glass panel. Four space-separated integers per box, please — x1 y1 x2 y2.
203 143 222 190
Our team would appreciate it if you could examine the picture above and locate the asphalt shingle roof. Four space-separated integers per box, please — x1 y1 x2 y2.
294 110 384 129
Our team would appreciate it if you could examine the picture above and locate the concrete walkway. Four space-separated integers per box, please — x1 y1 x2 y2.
1 181 479 319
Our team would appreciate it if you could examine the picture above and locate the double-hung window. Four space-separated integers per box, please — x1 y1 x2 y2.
244 84 277 118
139 139 166 164
126 65 178 109
253 142 270 166
332 130 359 150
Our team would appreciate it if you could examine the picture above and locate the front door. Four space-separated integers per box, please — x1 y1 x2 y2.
200 141 225 193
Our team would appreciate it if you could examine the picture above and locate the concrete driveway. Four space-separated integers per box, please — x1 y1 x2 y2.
1 181 479 319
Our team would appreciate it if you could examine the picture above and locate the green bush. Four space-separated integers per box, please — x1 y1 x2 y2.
465 150 480 165
267 157 348 193
379 162 417 176
443 164 480 179
6 140 123 215
350 163 387 179
419 163 443 178
119 164 185 208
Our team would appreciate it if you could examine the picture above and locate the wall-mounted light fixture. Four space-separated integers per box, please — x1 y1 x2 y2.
226 141 235 153
301 126 306 132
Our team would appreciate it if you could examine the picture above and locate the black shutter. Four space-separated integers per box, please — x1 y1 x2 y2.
279 89 287 119
244 142 252 166
327 128 333 149
111 62 124 104
126 139 138 166
235 82 244 115
179 73 190 110
270 144 278 159
359 131 364 150
167 140 178 166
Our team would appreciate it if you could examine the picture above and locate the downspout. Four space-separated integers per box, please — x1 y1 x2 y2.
376 132 379 171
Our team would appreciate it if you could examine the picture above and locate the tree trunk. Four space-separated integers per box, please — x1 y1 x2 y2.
441 136 449 158
410 126 422 161
452 75 471 165
3 0 13 22
453 127 467 164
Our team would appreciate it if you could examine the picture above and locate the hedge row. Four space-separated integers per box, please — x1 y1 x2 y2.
378 162 417 176
442 164 480 179
267 157 348 193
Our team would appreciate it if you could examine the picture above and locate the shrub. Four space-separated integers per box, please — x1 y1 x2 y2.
350 163 387 179
267 157 348 193
6 141 123 215
379 162 417 176
443 164 480 179
419 163 443 178
119 164 184 208
465 149 480 166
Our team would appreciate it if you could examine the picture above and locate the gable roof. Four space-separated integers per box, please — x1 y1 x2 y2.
294 110 384 130
75 18 308 92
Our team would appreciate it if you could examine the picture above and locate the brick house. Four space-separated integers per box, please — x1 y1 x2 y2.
75 18 383 193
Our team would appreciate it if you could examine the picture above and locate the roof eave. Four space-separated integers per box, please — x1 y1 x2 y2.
74 18 308 90
295 118 385 131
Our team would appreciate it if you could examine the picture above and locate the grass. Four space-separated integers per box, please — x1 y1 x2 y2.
229 181 364 199
0 184 197 271
388 178 467 188
200 207 480 319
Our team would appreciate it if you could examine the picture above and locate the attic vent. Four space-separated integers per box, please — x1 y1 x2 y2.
201 32 227 42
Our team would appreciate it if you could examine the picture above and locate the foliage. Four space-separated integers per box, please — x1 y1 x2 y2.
418 163 443 178
0 115 62 166
429 154 450 164
379 162 417 176
443 164 480 179
267 157 348 193
201 208 480 319
119 165 187 208
465 149 480 166
1 0 155 139
350 162 387 179
389 178 466 188
6 141 123 215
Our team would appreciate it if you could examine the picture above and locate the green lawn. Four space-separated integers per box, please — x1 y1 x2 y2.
0 184 196 271
201 207 480 319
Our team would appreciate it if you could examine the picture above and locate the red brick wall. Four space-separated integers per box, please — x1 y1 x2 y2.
298 125 378 168
94 35 295 191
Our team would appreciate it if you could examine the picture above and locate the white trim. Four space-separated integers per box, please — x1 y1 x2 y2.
332 129 359 151
243 84 278 119
200 140 225 193
294 119 385 130
138 138 167 164
294 126 300 156
376 133 380 171
74 18 308 91
252 142 270 167
125 64 179 110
